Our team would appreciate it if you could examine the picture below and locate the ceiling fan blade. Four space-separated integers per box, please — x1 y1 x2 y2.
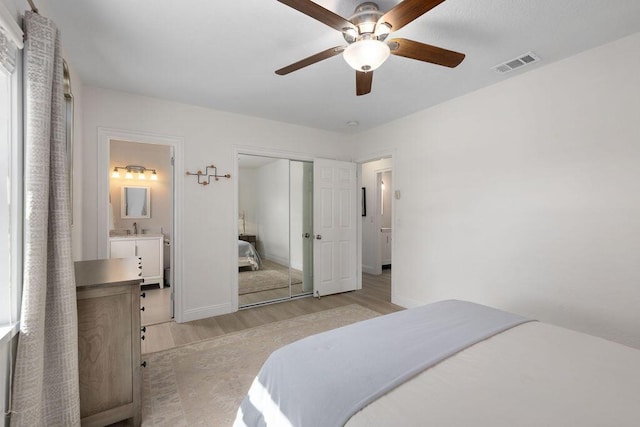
276 45 347 75
380 0 446 32
356 71 373 96
277 0 356 32
388 38 465 68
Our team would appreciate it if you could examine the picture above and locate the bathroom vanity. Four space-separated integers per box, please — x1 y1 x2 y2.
109 234 164 287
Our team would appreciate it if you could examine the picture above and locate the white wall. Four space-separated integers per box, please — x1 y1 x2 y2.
238 167 258 236
82 87 350 321
381 171 392 229
255 159 290 265
353 32 640 349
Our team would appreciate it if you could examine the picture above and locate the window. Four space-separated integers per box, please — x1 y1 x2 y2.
0 63 12 325
0 25 22 331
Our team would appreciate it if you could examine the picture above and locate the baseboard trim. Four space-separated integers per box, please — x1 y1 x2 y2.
362 265 378 275
263 254 289 267
181 302 233 323
391 294 424 309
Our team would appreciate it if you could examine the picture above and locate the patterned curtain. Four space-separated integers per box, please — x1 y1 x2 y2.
10 11 80 426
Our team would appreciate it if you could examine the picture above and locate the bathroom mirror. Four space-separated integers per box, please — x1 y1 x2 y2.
121 185 150 218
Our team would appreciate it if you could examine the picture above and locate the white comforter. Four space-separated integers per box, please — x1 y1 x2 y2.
238 240 261 270
347 321 640 426
236 301 529 427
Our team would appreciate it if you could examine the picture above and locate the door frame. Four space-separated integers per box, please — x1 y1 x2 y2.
97 127 184 322
355 150 395 297
232 145 314 311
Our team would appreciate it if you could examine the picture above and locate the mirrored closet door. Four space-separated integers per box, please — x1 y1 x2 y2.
237 155 313 307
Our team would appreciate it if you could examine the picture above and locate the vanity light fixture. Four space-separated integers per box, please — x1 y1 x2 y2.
111 165 159 181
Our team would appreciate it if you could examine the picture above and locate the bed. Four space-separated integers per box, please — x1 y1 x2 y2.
234 300 640 427
238 239 262 270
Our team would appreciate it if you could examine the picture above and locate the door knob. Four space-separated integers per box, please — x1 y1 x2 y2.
315 234 322 240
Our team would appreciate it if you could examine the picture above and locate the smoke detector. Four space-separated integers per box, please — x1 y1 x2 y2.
493 51 541 74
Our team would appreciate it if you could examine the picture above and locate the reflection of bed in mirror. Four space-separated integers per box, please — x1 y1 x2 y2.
238 240 261 270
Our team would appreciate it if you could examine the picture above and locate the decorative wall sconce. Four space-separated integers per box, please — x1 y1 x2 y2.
111 165 158 181
186 164 231 186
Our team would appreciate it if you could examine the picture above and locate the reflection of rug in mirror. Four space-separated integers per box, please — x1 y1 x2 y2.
239 259 303 295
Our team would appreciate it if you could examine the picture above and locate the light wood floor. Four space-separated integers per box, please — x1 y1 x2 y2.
141 269 400 354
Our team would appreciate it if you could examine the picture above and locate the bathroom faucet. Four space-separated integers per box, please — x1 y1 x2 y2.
133 222 137 235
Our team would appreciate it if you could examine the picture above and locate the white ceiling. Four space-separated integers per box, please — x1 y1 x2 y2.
39 0 640 133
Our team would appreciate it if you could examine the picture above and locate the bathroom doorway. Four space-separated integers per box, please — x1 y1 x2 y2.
360 157 393 276
109 140 174 324
97 127 183 322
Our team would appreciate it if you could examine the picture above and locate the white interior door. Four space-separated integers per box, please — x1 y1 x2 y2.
313 159 357 296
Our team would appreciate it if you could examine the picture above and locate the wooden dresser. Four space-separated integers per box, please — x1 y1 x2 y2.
75 257 144 426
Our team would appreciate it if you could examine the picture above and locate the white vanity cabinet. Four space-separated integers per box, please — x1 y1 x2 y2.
109 235 164 287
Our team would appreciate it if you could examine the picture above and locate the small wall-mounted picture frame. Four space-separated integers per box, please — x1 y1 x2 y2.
362 187 366 217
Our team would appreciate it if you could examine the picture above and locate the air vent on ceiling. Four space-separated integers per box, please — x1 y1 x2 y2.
493 51 541 74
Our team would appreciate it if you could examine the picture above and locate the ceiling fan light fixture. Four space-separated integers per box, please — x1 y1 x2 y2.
374 22 391 38
359 21 376 35
343 39 390 72
343 27 358 43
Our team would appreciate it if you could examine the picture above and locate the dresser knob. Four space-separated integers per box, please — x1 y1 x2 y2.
141 335 146 340
141 361 147 368
140 292 146 298
141 326 146 333
140 307 145 311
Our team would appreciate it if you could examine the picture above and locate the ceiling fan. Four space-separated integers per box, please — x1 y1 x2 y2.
275 0 466 96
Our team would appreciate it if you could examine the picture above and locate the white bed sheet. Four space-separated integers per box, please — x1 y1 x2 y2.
347 321 640 426
238 240 261 270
